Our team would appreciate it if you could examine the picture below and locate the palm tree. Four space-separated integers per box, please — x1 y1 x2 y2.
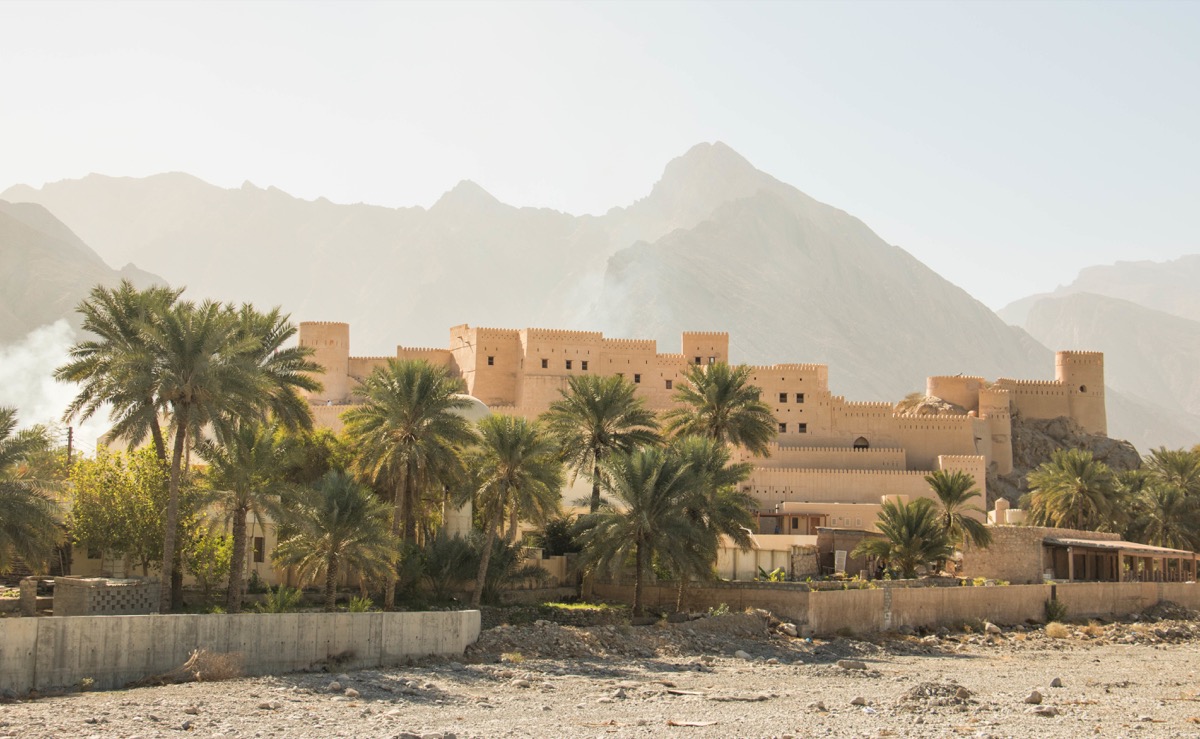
925 470 991 552
1022 448 1124 531
272 471 400 611
343 359 477 608
1145 447 1200 498
666 435 756 597
663 362 776 456
230 304 323 431
1128 484 1198 551
56 280 183 462
0 408 62 574
196 422 294 612
468 414 564 607
852 498 953 579
541 374 660 513
578 447 701 616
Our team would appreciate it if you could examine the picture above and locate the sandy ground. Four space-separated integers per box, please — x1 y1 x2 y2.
4 610 1200 738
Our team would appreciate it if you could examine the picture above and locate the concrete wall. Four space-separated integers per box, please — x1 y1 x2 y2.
0 610 481 695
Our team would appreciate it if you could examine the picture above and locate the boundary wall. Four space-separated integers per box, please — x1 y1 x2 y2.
593 581 1200 636
0 610 481 695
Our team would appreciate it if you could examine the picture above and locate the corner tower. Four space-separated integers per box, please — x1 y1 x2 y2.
1055 351 1106 436
299 321 350 403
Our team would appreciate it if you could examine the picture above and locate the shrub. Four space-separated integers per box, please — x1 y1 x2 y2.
246 570 269 594
1044 598 1068 623
1045 622 1070 639
348 596 374 612
707 603 730 617
256 585 303 613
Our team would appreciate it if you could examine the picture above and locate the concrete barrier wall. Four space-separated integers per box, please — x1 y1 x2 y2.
0 610 481 695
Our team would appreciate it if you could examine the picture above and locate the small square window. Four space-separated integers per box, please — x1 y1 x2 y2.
797 423 807 433
541 358 548 369
253 536 265 563
796 393 805 403
709 356 716 364
487 356 494 366
581 360 588 371
779 392 788 403
665 380 673 390
633 374 641 384
778 422 787 433
694 356 702 365
565 360 573 370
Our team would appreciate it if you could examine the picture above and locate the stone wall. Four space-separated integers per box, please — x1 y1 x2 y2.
961 526 1122 584
53 577 160 616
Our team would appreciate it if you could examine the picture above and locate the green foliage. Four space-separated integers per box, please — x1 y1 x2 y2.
0 408 63 574
662 361 777 456
472 534 549 605
853 498 954 579
541 374 661 513
184 530 232 603
348 596 374 612
1022 448 1123 531
278 427 353 485
246 570 269 594
707 602 730 617
255 585 304 613
755 566 787 582
1124 447 1200 550
1044 598 1068 623
925 469 991 550
527 514 583 556
420 532 476 601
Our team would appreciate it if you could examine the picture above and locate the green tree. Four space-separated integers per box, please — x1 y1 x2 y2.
541 374 660 513
925 470 991 551
1144 447 1200 497
196 422 294 612
0 408 62 574
578 447 702 615
69 447 175 575
1128 484 1198 551
343 359 476 608
183 530 233 604
467 414 564 607
1022 448 1124 531
272 471 401 611
852 498 954 579
663 362 777 456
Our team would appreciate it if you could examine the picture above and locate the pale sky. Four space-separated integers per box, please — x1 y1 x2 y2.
2 0 1198 309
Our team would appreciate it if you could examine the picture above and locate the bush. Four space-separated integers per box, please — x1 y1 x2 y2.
348 596 374 612
256 585 303 613
1045 622 1070 639
1044 598 1068 623
246 570 269 594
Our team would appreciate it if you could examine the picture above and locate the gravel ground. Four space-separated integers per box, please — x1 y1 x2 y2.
5 607 1200 738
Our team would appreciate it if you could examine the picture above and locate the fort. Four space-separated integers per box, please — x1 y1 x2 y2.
299 321 1107 542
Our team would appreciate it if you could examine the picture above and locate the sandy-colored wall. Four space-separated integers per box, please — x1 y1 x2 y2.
961 526 1122 584
0 610 481 694
754 445 907 471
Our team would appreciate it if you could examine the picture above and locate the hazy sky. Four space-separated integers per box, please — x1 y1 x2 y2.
2 0 1198 309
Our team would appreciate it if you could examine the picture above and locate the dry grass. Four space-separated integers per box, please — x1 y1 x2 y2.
1082 621 1106 638
1045 622 1070 639
131 649 244 687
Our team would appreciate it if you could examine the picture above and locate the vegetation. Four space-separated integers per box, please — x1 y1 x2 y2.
1044 598 1068 623
542 374 659 513
271 471 400 611
467 414 563 607
663 361 777 456
0 408 62 574
852 498 954 579
1022 448 1122 531
925 469 991 569
255 585 304 613
183 530 233 603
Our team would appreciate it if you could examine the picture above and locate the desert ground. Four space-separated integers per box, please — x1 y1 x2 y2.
4 605 1200 738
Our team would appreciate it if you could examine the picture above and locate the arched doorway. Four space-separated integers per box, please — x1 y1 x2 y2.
853 436 869 450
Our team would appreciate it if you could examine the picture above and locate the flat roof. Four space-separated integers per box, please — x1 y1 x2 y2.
1044 537 1196 557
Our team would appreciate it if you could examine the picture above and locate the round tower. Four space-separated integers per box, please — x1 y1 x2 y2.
978 386 1013 475
299 321 350 403
925 376 984 413
1055 351 1107 436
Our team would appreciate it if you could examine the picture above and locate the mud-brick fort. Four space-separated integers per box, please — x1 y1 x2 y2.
299 321 1106 536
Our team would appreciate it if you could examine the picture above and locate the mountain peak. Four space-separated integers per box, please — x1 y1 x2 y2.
663 141 759 182
623 142 775 228
431 180 502 212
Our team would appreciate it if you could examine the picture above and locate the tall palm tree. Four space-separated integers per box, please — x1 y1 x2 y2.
925 470 991 551
343 359 477 608
468 414 564 607
1128 484 1198 551
663 362 776 456
578 447 702 615
196 421 294 612
1022 448 1124 531
541 374 660 513
229 304 323 431
272 471 400 611
852 498 953 579
1145 447 1200 498
56 280 183 462
0 408 62 574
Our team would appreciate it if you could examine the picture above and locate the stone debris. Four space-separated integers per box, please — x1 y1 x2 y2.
837 659 867 671
1049 677 1063 688
1024 690 1043 705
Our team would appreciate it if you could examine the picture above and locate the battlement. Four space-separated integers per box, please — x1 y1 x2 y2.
926 375 986 383
771 444 904 455
349 355 395 361
937 455 986 464
395 345 448 354
453 324 521 339
1057 350 1104 361
681 331 728 337
751 467 937 478
755 363 827 371
601 337 657 351
524 327 603 342
656 353 686 361
299 320 349 328
996 378 1065 389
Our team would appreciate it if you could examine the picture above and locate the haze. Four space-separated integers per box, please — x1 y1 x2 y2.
2 0 1198 309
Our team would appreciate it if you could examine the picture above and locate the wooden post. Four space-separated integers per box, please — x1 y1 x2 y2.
1067 547 1074 582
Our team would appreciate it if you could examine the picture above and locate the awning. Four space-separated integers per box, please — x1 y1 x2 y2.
1044 537 1195 558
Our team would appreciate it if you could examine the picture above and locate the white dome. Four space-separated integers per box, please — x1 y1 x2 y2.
451 394 491 422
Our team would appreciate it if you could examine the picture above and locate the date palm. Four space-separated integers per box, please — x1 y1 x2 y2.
925 470 991 550
1128 484 1198 551
272 471 400 611
1144 447 1200 498
542 374 659 513
0 408 62 574
667 435 756 583
579 447 702 615
468 414 564 607
663 362 776 456
343 359 477 608
853 498 953 579
1022 448 1123 531
229 304 323 431
196 422 294 612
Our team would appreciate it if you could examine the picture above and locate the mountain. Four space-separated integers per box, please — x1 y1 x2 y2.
4 143 1180 448
0 200 160 343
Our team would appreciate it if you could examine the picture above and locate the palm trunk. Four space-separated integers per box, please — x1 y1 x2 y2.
385 476 403 610
634 537 646 617
325 552 339 612
507 506 519 543
159 414 188 613
149 412 167 464
471 509 502 608
402 476 418 543
590 463 601 513
226 507 249 613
